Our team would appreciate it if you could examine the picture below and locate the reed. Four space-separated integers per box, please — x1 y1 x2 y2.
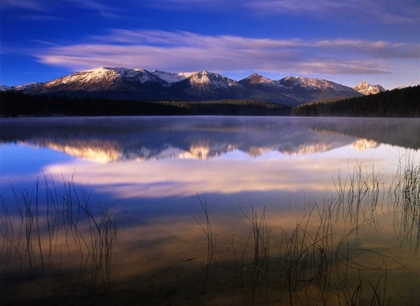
0 174 117 301
193 194 217 289
193 159 418 305
238 207 271 304
1 157 418 305
391 155 420 254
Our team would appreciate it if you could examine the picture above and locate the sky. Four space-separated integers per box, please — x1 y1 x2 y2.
1 0 419 89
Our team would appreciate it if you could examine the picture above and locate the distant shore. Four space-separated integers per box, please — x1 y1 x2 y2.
292 85 420 117
2 86 419 117
0 91 291 117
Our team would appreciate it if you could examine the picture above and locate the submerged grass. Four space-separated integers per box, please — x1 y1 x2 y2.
193 194 217 290
0 157 419 305
391 156 420 254
193 158 418 305
0 174 116 302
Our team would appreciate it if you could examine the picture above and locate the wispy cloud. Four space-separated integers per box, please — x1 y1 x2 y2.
14 14 61 21
140 0 234 11
69 0 114 11
98 10 123 19
31 40 60 46
141 0 419 24
35 30 419 75
246 0 419 24
1 0 124 18
0 0 50 11
61 0 124 18
313 39 420 59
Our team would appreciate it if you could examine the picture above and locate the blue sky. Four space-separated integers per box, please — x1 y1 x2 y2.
1 0 419 89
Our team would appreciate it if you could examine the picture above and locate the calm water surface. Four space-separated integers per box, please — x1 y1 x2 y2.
0 116 419 305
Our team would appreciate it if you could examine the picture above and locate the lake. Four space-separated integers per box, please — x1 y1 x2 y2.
0 116 419 305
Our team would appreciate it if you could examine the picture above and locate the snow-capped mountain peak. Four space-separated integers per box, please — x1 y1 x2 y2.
353 82 386 95
241 73 275 85
10 66 366 106
0 85 10 91
187 70 238 88
11 82 43 91
279 76 307 88
41 67 165 91
82 67 153 82
279 76 356 93
151 70 193 85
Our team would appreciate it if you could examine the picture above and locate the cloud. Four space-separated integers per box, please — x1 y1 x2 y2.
1 0 124 19
42 155 339 198
0 0 49 11
71 0 113 11
246 0 420 24
41 144 402 199
139 0 419 24
314 40 420 59
13 14 60 21
62 0 124 18
35 29 419 75
140 0 234 11
247 0 346 14
31 40 60 46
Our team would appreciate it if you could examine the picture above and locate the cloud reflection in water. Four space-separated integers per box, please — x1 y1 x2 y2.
42 144 404 200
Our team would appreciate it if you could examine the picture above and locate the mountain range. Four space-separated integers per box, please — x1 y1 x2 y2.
3 67 386 107
2 116 418 164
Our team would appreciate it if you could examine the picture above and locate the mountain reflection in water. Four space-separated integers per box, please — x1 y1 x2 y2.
1 116 411 199
2 116 416 162
0 116 419 305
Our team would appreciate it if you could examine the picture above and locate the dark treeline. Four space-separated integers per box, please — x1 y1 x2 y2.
291 86 420 117
0 91 291 116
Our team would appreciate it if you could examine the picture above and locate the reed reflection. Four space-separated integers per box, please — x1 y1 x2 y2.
1 117 420 305
1 166 419 305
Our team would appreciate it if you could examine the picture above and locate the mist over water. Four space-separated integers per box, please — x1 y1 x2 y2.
0 116 419 305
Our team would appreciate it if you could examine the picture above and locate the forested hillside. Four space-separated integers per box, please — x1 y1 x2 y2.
291 86 420 117
0 91 291 116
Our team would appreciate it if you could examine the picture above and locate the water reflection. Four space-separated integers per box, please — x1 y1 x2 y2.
1 117 416 200
39 148 400 199
2 117 418 163
0 116 419 305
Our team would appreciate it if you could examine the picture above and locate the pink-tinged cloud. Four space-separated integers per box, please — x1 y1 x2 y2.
143 0 419 24
40 144 406 199
0 0 49 11
247 0 418 24
1 0 124 19
35 30 420 75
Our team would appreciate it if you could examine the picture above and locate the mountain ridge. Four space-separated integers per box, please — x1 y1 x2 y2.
4 67 384 106
0 85 10 91
353 82 386 95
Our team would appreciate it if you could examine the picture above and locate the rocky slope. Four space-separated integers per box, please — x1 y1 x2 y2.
14 67 365 106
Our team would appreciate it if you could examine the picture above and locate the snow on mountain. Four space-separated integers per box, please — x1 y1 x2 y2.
393 86 407 90
186 71 239 88
0 85 10 91
13 66 369 105
353 82 386 95
150 70 238 88
242 73 275 85
280 76 355 93
45 67 163 88
84 67 155 83
239 73 283 87
12 82 43 91
151 70 193 86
